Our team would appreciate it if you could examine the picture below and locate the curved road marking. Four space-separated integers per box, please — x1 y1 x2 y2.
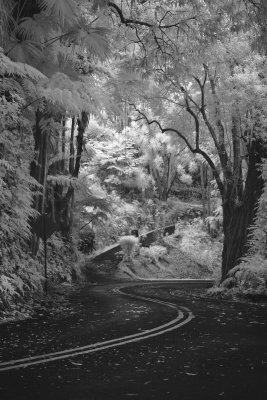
0 286 194 371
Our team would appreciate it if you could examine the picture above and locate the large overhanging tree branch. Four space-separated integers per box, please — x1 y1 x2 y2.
108 2 195 29
107 1 194 61
179 66 235 201
129 103 224 195
156 66 230 180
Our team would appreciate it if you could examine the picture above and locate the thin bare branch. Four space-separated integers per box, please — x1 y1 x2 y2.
108 2 153 27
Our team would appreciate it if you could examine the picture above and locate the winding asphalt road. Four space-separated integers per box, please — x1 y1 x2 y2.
0 282 266 400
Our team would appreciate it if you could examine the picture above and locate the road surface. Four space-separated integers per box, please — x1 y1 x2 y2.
0 282 266 399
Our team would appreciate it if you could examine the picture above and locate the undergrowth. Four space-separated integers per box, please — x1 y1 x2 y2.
0 233 83 318
174 217 222 281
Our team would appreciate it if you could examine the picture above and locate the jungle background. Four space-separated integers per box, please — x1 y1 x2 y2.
0 0 267 317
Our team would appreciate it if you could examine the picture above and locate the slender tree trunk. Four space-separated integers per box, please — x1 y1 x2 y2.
69 117 75 175
200 162 207 219
60 186 75 236
74 112 88 178
160 190 168 202
207 166 211 216
60 113 89 237
61 117 66 173
30 110 49 254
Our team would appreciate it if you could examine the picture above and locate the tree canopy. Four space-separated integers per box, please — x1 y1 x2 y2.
0 0 267 308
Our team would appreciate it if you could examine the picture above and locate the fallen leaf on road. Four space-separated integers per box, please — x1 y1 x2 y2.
69 361 82 366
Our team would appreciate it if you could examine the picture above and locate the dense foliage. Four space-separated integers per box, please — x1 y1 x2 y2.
0 0 267 313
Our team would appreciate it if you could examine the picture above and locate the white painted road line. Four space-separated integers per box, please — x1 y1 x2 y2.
0 286 194 371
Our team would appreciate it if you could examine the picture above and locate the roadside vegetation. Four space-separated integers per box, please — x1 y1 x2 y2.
1 0 267 318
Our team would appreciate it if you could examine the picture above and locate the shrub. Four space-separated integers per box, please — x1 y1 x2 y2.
0 250 43 313
78 230 96 254
43 234 78 284
140 245 168 262
176 217 222 279
223 255 267 295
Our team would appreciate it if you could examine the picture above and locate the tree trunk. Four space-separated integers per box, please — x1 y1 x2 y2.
30 110 49 254
160 189 168 202
74 112 88 177
61 117 66 173
221 139 265 280
69 117 75 175
60 112 89 237
60 187 75 237
200 162 207 219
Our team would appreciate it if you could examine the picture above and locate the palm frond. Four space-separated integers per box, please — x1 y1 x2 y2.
0 0 12 44
17 16 52 42
38 0 78 23
80 27 109 58
67 25 110 60
91 0 108 12
5 37 43 63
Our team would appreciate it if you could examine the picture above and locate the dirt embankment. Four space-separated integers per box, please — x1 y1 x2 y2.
85 235 213 283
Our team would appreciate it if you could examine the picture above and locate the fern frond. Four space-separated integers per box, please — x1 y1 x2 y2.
106 165 124 172
81 192 111 213
0 77 24 97
21 78 40 101
39 72 100 114
0 51 47 81
40 86 79 114
0 159 15 173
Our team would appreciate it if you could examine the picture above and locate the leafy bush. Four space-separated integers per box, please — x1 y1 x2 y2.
220 162 267 296
44 234 79 283
171 183 202 201
0 250 43 313
222 255 267 295
78 230 96 254
139 245 168 262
